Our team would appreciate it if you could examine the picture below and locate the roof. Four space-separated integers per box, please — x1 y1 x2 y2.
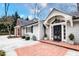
17 18 38 26
45 8 79 21
71 12 79 17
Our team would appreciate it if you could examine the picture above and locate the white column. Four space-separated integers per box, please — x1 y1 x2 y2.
38 21 40 40
65 21 68 42
70 19 73 27
51 25 53 40
62 25 64 41
49 24 51 40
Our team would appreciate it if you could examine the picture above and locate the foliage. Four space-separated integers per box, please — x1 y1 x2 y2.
12 11 20 26
8 36 17 38
21 36 26 39
69 33 75 40
44 34 47 37
0 11 20 35
0 50 6 56
25 37 30 40
25 17 29 21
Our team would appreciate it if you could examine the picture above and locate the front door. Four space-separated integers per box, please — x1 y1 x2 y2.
53 25 61 41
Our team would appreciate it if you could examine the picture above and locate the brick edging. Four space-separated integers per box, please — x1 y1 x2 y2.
40 41 79 52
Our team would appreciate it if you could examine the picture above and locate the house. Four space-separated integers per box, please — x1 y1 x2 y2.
14 18 44 40
44 7 79 44
14 3 79 44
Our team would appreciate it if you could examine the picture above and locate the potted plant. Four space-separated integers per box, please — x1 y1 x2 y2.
44 34 48 40
68 33 75 44
0 50 6 56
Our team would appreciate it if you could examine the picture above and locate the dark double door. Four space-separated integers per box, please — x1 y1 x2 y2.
53 25 61 41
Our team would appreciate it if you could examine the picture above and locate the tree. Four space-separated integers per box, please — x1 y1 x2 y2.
12 11 20 26
28 3 47 19
3 16 14 35
4 3 12 35
5 3 9 17
25 17 29 21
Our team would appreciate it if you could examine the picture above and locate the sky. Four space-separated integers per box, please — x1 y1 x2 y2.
0 3 77 20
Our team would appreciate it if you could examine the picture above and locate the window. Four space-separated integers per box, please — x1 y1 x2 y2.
63 25 66 39
26 26 33 33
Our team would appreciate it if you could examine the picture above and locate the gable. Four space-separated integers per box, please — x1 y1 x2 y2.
44 8 72 25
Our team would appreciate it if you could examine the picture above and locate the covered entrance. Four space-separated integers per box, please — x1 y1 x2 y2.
44 8 73 42
53 25 61 41
49 15 66 42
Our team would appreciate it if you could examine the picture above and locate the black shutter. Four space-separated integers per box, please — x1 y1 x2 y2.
31 26 33 33
26 27 27 33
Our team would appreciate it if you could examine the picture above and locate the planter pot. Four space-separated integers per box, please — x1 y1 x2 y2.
44 37 48 40
68 40 74 44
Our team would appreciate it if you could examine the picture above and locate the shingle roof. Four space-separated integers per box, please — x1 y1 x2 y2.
52 8 79 17
17 18 38 26
70 12 79 17
45 8 79 21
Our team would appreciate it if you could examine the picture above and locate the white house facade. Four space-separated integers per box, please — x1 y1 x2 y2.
44 8 79 44
14 18 44 40
14 4 79 44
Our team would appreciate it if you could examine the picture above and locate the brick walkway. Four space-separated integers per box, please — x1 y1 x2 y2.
15 42 68 56
40 40 79 51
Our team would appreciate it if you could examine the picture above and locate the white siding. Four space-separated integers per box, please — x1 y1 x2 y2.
33 24 38 40
46 26 50 39
21 27 26 36
21 21 44 40
67 21 79 44
39 21 44 40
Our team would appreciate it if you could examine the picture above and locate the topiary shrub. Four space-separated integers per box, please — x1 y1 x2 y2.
0 50 6 56
69 33 75 40
21 36 25 39
25 37 30 40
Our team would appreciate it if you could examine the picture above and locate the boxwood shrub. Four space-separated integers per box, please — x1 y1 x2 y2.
0 50 6 56
69 33 74 40
25 37 30 40
21 36 25 39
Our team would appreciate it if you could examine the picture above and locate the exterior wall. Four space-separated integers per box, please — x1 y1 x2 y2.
67 21 79 44
46 26 50 39
21 21 44 40
21 27 26 36
33 24 39 40
38 21 44 40
14 26 22 37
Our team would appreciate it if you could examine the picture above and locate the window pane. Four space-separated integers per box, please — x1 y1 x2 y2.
26 27 31 33
63 25 66 39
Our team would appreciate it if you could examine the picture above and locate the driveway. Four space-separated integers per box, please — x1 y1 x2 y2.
0 35 39 56
0 36 79 56
15 40 79 56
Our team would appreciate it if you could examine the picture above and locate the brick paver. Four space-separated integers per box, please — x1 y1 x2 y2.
15 42 68 56
40 40 79 51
